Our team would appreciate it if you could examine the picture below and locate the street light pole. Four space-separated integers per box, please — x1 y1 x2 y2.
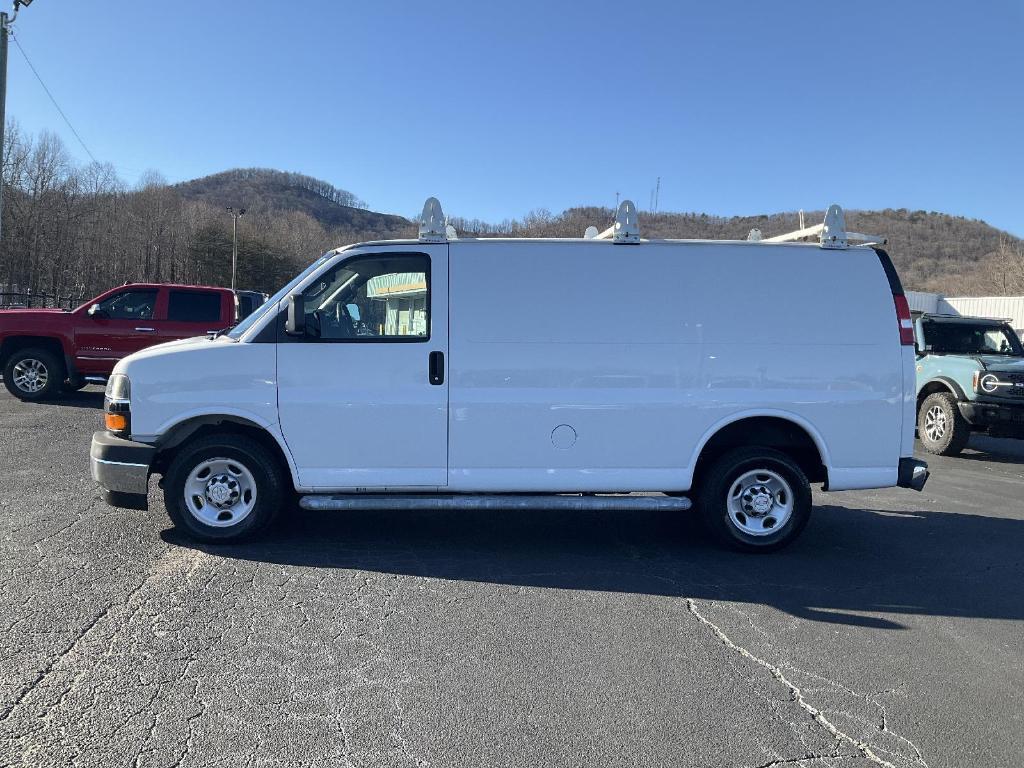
227 207 245 290
0 0 30 249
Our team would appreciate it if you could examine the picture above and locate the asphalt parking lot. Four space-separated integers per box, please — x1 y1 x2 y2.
1 387 1022 768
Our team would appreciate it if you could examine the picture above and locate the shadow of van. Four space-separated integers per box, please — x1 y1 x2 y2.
163 496 1024 631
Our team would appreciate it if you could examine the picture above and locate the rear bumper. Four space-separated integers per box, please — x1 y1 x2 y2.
958 400 1024 435
90 430 155 510
897 457 929 491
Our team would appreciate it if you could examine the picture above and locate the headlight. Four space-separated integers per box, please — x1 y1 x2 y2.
104 374 131 435
974 372 1011 394
106 374 131 402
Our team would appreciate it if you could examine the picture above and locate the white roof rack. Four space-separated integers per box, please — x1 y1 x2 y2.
591 200 641 243
762 204 887 249
418 197 447 243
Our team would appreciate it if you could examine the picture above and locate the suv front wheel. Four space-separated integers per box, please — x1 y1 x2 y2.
918 392 970 456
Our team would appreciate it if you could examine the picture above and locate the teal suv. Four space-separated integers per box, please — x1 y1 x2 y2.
914 313 1024 455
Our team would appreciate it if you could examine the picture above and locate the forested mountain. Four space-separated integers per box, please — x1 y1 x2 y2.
1 127 1020 303
174 169 409 234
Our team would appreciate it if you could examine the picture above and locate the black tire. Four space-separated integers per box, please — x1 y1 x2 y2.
917 392 970 456
2 347 64 401
163 433 287 543
697 447 812 552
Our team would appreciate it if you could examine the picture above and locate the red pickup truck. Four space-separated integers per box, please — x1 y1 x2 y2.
1 283 250 401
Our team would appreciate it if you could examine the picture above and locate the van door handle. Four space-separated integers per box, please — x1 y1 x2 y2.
134 327 156 332
429 351 444 385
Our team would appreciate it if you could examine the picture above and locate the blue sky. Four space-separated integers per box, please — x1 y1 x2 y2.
6 1 1023 234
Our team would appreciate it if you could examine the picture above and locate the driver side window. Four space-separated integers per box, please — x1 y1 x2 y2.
299 254 429 342
98 289 158 320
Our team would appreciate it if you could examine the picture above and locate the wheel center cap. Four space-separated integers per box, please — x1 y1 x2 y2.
205 475 239 507
210 486 230 504
751 492 773 515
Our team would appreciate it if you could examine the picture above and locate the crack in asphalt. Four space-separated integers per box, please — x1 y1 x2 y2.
750 754 855 767
686 598 923 768
0 544 184 729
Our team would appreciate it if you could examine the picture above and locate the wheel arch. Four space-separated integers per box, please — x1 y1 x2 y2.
689 411 831 489
0 335 66 370
917 377 967 407
151 414 297 488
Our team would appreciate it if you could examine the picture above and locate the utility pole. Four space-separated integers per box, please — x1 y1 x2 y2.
0 11 8 248
0 2 26 247
0 0 30 248
227 207 245 290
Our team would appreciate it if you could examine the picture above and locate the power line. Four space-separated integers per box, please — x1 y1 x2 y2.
10 32 99 165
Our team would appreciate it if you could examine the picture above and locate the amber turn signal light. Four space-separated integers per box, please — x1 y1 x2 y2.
105 412 128 432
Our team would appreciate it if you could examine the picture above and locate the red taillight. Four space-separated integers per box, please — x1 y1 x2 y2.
894 294 915 346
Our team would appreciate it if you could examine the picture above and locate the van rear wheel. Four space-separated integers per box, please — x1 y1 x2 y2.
163 433 286 543
697 447 812 552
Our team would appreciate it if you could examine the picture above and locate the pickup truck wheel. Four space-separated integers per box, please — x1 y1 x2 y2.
163 434 285 543
3 348 64 401
918 392 970 456
697 447 812 552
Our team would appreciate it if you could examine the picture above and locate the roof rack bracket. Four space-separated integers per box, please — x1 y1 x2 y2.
761 203 888 249
612 200 640 243
819 204 847 249
418 197 447 243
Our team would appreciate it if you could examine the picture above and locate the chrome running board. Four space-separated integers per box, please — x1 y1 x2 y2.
299 493 692 512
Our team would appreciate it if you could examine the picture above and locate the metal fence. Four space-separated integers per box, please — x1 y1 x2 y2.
0 290 85 310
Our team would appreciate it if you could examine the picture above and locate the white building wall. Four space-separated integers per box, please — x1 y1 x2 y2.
906 290 1024 336
943 296 1024 335
906 290 941 314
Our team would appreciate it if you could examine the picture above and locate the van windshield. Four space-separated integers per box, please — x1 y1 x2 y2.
227 253 333 340
922 320 1024 356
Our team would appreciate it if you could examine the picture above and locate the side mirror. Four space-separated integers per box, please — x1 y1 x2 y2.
346 303 361 322
285 294 305 336
87 303 106 318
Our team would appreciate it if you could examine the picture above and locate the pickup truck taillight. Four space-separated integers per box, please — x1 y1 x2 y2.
104 374 131 436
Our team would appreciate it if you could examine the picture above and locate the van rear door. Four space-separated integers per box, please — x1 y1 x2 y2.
276 245 448 489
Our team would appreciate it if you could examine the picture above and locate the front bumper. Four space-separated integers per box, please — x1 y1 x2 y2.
958 399 1024 435
897 457 929 491
90 430 156 510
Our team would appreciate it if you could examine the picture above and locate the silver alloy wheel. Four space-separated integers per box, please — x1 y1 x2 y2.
924 405 947 442
726 468 795 537
183 457 257 528
12 358 49 394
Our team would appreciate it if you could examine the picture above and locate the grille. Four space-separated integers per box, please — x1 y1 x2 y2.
1004 373 1024 397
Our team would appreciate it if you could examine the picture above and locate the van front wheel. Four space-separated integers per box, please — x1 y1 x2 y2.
163 434 286 543
697 447 812 552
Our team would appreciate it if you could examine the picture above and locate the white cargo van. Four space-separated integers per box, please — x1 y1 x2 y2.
90 200 928 551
